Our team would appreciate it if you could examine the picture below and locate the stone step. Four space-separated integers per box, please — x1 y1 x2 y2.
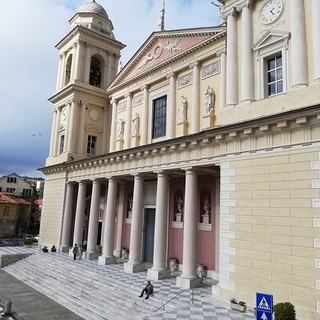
3 253 167 319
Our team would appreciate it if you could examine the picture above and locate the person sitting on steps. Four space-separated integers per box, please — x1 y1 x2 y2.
139 280 153 299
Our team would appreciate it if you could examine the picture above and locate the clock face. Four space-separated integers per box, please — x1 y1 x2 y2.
259 0 284 25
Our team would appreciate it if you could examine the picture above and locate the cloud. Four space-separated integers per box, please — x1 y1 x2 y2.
0 0 220 177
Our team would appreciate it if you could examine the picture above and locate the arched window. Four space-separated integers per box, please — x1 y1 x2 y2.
90 56 102 87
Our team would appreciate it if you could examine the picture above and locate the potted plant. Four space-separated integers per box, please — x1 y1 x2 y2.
274 302 296 320
23 239 33 247
230 299 247 312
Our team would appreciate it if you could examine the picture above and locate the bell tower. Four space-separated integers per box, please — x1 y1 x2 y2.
46 0 125 166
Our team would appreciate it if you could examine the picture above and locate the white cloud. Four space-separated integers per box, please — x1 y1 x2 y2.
0 0 220 177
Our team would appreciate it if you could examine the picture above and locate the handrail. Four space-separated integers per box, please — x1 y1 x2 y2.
154 288 193 312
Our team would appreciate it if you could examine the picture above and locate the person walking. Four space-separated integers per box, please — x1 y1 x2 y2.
72 244 78 260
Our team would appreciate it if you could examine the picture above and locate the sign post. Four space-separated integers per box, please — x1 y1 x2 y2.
256 292 273 320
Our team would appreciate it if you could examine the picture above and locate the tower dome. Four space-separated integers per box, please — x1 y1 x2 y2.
77 0 109 19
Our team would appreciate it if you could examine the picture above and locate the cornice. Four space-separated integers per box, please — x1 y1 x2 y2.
49 81 108 104
55 25 125 52
40 104 320 176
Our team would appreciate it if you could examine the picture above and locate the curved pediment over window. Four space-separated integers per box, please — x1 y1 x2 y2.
85 124 102 133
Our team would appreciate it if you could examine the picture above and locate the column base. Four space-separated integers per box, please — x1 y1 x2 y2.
123 262 146 273
147 268 171 280
85 252 100 260
98 255 117 265
176 276 202 289
68 248 74 257
113 249 121 258
60 245 70 253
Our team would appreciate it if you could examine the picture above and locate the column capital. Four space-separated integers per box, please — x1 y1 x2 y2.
216 47 226 57
166 71 176 79
236 0 252 12
189 60 201 69
183 167 198 175
221 6 237 20
125 92 133 99
110 97 118 105
140 84 149 91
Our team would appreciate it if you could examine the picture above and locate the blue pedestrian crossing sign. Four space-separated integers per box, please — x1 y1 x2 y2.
256 310 272 320
256 292 273 313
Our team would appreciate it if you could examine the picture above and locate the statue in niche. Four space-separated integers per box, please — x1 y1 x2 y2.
132 113 140 136
127 196 133 218
202 195 211 224
178 96 187 122
117 118 125 138
175 195 183 222
204 86 215 114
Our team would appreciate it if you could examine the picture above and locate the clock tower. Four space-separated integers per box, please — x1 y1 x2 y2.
46 0 125 166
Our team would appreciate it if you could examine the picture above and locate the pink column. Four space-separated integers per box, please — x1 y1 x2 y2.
98 178 118 265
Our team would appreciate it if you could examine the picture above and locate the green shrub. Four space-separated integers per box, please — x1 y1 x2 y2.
274 302 296 320
23 239 33 246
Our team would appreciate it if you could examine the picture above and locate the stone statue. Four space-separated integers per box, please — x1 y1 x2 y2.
176 196 183 214
204 86 215 114
117 118 125 138
127 196 133 218
178 95 187 122
203 195 211 216
132 113 140 135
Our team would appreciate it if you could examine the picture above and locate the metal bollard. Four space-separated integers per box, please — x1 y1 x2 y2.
4 299 12 315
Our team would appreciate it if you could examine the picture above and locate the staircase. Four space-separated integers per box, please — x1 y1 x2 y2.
3 251 197 320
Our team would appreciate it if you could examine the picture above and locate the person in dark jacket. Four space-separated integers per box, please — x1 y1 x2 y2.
139 280 153 299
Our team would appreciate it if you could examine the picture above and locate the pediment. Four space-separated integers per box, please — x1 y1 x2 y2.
110 27 225 88
253 31 290 52
85 124 102 133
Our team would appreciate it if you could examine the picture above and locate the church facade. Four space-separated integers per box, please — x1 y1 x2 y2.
40 1 320 318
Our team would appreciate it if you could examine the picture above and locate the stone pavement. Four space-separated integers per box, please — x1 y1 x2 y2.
0 269 82 320
0 247 255 320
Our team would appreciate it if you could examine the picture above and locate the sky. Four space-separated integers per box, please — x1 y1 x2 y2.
0 0 221 178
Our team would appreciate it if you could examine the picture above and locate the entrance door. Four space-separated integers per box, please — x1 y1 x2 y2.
143 209 155 263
